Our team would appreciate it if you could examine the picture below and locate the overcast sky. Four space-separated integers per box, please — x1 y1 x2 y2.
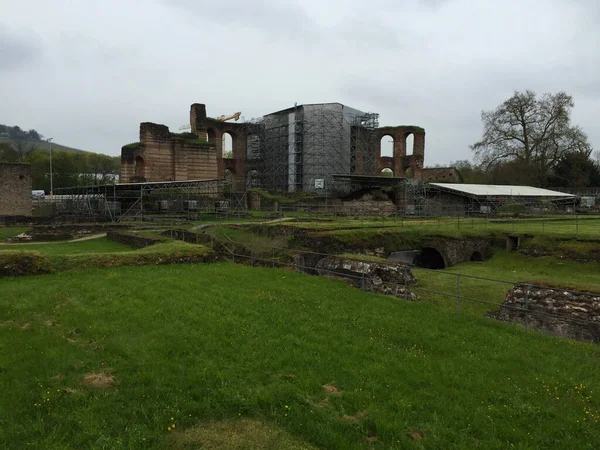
1 0 598 165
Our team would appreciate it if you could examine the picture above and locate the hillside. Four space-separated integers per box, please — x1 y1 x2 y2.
0 137 89 154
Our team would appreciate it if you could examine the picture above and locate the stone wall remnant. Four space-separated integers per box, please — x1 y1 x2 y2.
0 163 32 217
491 284 600 343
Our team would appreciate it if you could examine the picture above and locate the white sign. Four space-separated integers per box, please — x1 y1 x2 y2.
315 179 325 189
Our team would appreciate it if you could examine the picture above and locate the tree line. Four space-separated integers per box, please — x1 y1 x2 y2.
0 126 119 192
462 90 598 187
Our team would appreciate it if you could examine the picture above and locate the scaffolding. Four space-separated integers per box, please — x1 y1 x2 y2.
50 179 245 223
241 104 379 196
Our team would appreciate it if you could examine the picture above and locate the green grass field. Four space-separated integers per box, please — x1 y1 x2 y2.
0 237 133 255
0 226 29 241
1 263 599 449
413 252 600 315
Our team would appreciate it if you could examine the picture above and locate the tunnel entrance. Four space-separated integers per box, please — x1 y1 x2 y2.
470 251 483 262
413 247 446 269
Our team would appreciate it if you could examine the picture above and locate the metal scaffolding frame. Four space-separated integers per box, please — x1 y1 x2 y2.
51 179 245 222
241 104 380 196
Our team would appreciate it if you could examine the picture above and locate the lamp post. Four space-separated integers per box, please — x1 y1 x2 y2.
47 138 53 195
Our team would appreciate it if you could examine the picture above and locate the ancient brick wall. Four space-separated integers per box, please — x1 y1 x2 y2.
121 121 218 183
492 285 600 343
421 167 463 183
0 163 32 216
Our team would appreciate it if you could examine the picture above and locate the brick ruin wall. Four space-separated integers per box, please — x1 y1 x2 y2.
121 122 218 183
492 284 600 343
0 163 32 217
121 103 461 188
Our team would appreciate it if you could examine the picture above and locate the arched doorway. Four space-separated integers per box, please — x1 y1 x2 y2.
470 251 483 262
413 247 446 269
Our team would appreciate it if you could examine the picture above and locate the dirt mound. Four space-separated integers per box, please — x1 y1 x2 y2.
167 419 316 449
83 371 115 388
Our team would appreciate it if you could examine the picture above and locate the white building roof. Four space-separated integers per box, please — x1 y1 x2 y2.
430 183 575 198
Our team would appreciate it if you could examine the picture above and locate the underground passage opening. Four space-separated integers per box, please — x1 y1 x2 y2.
413 247 446 269
470 251 483 262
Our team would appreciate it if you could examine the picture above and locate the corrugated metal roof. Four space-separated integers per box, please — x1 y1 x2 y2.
430 183 575 198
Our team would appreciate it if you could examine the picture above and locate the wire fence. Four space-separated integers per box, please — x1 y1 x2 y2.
201 232 600 343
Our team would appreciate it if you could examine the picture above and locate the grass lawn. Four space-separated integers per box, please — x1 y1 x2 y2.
278 217 600 240
1 263 599 449
0 226 29 241
413 251 600 315
0 237 134 255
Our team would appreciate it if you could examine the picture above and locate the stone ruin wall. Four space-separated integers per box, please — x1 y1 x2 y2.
0 163 32 217
493 284 600 343
121 102 462 189
121 120 218 183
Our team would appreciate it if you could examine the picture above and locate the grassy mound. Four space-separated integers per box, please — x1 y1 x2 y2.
0 241 213 277
0 263 598 448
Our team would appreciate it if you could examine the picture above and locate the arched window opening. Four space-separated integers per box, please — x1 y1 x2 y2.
406 133 414 156
222 132 233 158
380 135 394 158
380 168 393 177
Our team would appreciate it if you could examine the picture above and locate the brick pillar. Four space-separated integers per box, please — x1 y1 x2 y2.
190 103 208 139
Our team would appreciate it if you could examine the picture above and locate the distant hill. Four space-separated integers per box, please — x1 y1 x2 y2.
0 137 90 154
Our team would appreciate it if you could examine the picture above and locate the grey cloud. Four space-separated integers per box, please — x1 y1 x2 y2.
0 26 42 71
165 0 321 40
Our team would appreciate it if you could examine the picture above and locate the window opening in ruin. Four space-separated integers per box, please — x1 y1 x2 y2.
222 132 233 158
413 247 445 269
380 135 394 158
405 167 414 178
134 156 145 178
406 133 414 156
380 168 393 177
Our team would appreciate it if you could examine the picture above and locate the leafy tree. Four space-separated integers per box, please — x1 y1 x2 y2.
471 90 592 186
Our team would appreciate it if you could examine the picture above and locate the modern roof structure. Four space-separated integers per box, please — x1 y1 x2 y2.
429 183 575 198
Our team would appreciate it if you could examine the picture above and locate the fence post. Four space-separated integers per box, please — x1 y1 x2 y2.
456 274 461 316
524 284 529 331
361 270 365 292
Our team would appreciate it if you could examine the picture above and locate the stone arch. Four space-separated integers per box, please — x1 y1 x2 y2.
246 134 260 159
470 251 484 262
380 168 393 177
134 156 145 178
413 247 446 269
380 135 394 158
246 169 261 189
222 132 234 158
405 132 414 156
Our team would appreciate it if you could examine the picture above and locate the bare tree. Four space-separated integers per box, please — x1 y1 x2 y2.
13 139 37 162
470 90 592 185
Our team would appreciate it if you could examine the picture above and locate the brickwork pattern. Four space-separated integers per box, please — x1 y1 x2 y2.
0 163 32 216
